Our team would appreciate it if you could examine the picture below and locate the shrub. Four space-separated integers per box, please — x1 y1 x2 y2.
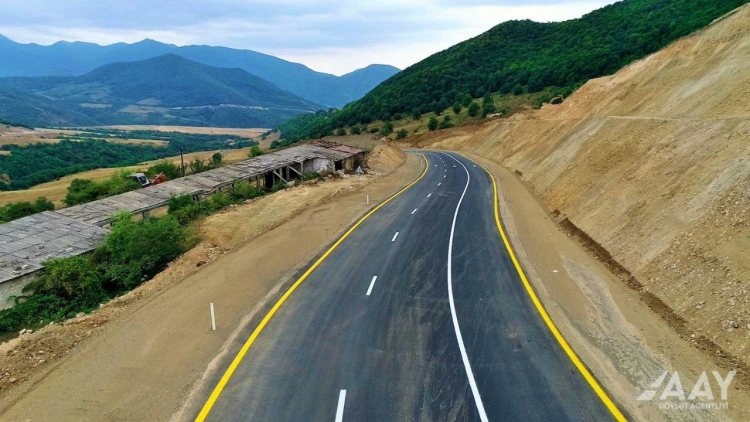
0 197 54 223
396 129 408 139
146 160 181 180
336 128 347 136
467 102 481 117
428 116 439 131
64 171 140 206
249 146 265 157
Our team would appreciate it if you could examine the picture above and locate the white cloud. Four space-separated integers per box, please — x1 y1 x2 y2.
0 0 618 75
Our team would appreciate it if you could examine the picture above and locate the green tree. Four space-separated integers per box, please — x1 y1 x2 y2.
428 116 439 131
249 145 265 157
452 102 462 115
411 108 421 121
210 153 223 169
467 102 481 117
188 158 209 175
146 160 181 180
482 94 496 117
461 94 473 108
380 122 394 136
396 129 409 139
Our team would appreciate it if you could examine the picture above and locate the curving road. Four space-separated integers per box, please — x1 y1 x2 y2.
193 151 619 421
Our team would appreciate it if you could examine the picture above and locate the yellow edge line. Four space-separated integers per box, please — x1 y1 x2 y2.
195 154 429 421
462 153 627 422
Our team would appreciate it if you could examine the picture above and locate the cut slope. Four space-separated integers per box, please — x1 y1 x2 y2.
414 3 750 370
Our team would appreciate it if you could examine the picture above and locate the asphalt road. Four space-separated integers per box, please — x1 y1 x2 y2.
196 151 617 421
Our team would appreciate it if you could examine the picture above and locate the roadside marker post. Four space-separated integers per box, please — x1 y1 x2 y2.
210 303 216 331
366 195 369 205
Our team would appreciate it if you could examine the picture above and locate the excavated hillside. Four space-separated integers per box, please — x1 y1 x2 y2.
413 5 749 366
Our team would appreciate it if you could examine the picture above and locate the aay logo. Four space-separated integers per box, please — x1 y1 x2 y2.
637 371 735 409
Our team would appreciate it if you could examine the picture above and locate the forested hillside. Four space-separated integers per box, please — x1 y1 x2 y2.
278 0 746 140
0 55 320 128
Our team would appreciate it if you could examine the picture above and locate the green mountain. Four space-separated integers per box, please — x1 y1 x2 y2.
0 36 400 107
0 54 321 128
279 0 746 140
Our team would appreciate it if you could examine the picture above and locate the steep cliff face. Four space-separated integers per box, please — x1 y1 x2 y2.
414 5 749 361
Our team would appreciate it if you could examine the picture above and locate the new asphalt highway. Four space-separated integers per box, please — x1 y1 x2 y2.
194 151 622 421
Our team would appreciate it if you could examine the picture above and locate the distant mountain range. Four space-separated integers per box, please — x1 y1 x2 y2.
0 35 400 108
0 54 322 128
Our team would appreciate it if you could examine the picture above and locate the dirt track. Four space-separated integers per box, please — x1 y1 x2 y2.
0 143 421 420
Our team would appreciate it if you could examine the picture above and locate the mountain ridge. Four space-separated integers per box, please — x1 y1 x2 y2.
0 36 399 107
0 54 320 128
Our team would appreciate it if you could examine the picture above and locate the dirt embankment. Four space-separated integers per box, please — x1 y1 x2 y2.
412 2 749 414
0 142 421 420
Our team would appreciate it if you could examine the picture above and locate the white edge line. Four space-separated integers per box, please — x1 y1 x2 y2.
366 276 378 296
335 389 346 422
391 232 399 242
428 193 432 198
411 208 418 215
443 152 489 422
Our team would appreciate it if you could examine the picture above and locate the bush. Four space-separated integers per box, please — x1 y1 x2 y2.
350 125 362 135
64 171 140 206
396 129 409 139
336 128 347 136
0 213 188 332
452 102 462 114
249 145 265 158
428 116 439 131
467 102 481 117
380 122 394 137
229 182 262 201
0 197 54 223
146 160 181 180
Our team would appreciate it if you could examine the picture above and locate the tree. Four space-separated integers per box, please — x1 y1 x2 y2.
428 116 439 131
461 94 473 108
380 122 394 136
438 115 454 130
249 146 265 157
511 84 525 95
467 102 481 117
396 129 408 139
482 94 496 117
336 128 347 136
411 108 421 121
188 158 209 175
452 102 462 115
210 153 223 169
146 160 181 180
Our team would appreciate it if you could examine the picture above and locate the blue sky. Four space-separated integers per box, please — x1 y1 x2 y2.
0 0 618 75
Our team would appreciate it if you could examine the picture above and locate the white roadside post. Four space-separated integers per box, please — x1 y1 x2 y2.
366 194 369 205
210 303 216 331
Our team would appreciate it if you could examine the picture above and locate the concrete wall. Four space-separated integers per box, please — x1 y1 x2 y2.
0 271 38 311
304 158 332 173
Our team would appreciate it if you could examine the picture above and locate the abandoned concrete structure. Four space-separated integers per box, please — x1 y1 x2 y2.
0 142 365 309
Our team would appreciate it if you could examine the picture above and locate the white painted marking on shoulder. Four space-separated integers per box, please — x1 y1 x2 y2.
428 193 432 198
391 232 399 242
366 276 378 296
411 208 418 215
444 175 446 179
444 152 489 422
438 183 442 186
335 390 346 422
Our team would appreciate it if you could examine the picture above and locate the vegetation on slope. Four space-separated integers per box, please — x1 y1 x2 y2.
278 0 746 142
0 197 54 223
0 130 257 190
0 178 291 333
0 55 320 128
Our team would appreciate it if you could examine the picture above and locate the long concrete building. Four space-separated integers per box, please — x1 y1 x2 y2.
0 142 365 309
